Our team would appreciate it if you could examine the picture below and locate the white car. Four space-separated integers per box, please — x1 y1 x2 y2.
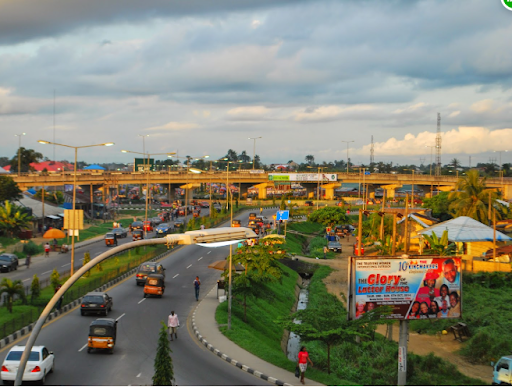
1 345 54 384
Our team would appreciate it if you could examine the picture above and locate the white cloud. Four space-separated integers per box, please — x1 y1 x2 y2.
470 99 494 113
226 106 274 121
251 20 262 29
292 105 376 122
145 121 199 131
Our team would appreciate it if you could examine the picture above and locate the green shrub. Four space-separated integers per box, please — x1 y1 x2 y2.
23 241 41 255
30 275 41 303
50 269 60 291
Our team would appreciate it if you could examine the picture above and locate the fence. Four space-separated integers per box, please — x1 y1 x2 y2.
0 248 165 339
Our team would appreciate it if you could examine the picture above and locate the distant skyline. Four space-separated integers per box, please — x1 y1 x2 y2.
2 1 512 167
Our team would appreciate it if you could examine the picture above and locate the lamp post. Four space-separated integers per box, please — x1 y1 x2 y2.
15 133 26 176
341 140 354 174
248 137 262 170
38 140 114 276
494 150 508 186
122 150 176 238
425 145 435 176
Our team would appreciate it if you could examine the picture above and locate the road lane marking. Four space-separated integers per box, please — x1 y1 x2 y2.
207 251 211 254
42 270 52 275
198 257 203 261
186 264 192 269
61 263 71 267
116 313 126 321
22 278 30 282
136 373 141 378
138 299 146 304
78 343 88 352
173 274 179 278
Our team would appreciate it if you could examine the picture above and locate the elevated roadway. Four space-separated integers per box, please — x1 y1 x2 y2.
9 171 512 200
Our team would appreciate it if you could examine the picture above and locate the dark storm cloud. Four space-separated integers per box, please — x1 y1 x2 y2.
0 0 314 45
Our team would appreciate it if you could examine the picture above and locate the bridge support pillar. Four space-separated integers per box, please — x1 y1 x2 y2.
380 184 402 199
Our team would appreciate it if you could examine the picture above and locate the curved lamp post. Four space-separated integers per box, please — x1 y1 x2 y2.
248 137 262 170
38 140 114 276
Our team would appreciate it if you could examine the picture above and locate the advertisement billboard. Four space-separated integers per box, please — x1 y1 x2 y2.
268 173 337 182
348 256 462 321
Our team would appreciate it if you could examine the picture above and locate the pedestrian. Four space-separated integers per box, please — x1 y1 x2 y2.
297 346 314 385
167 311 180 341
25 254 31 269
44 242 50 257
323 245 328 259
193 276 201 301
259 207 263 215
200 224 205 230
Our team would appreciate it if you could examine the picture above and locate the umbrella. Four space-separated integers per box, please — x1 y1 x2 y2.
208 260 245 272
43 229 66 239
484 245 512 257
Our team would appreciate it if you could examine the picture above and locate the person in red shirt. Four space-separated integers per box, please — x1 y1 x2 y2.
297 346 313 385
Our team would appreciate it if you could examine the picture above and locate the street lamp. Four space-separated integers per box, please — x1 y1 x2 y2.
248 137 262 170
15 133 26 176
425 145 436 176
122 150 176 238
38 140 114 276
341 140 354 174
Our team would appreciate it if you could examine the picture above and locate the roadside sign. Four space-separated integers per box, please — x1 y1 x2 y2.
276 210 289 221
364 171 371 175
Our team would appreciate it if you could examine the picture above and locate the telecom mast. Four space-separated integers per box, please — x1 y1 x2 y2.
370 135 374 166
435 113 441 176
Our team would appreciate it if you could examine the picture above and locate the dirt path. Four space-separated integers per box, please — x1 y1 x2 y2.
294 236 492 384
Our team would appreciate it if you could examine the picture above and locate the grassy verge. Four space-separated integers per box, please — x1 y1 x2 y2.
215 263 353 385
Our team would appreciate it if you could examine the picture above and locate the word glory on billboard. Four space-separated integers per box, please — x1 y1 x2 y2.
348 257 462 321
268 173 337 182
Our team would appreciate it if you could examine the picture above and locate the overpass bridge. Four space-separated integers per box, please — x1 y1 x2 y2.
8 170 512 200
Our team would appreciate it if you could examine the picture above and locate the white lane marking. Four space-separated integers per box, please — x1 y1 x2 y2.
22 278 30 282
61 263 71 267
78 343 88 352
198 257 203 261
173 274 179 279
116 313 126 321
207 251 211 254
42 270 52 275
136 373 141 378
138 298 146 304
186 264 192 269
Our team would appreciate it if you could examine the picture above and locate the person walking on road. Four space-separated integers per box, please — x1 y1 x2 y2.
167 311 180 341
323 245 328 259
193 276 201 301
44 243 50 257
297 346 314 385
259 207 263 215
25 255 31 269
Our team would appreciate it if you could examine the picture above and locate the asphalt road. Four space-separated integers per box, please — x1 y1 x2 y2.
0 207 277 386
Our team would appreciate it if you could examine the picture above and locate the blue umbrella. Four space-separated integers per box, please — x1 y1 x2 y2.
84 164 106 170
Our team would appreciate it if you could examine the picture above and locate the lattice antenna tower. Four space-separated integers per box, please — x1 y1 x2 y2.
435 113 441 176
370 135 374 166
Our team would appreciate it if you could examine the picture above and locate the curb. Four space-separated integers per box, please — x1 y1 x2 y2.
190 287 292 387
0 249 176 350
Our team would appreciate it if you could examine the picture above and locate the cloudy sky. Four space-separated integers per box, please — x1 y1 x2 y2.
2 0 512 167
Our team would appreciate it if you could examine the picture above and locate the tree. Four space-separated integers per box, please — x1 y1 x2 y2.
279 293 390 374
0 176 22 202
9 147 43 173
225 149 238 162
450 158 461 170
83 251 91 277
422 191 454 221
308 207 348 227
448 170 506 223
50 269 61 291
423 230 456 256
0 200 32 237
239 150 251 163
30 275 41 303
305 155 315 166
0 278 26 313
152 321 174 385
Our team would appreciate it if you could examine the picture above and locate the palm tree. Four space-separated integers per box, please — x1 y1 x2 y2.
450 158 461 170
9 147 43 173
305 155 315 166
0 200 32 238
0 278 26 313
448 170 506 223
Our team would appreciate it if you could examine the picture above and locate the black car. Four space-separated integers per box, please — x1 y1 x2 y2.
135 262 165 286
131 221 143 231
0 254 18 272
304 201 314 206
81 292 113 316
111 228 127 238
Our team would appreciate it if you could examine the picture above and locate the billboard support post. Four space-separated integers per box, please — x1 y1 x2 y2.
392 213 397 255
358 209 363 256
398 320 408 385
404 194 409 254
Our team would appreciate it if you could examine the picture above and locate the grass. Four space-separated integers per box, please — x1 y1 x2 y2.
287 221 324 234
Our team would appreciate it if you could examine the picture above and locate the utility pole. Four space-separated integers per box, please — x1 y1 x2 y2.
435 113 441 176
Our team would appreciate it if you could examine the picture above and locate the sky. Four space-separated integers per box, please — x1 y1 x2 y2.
2 0 512 168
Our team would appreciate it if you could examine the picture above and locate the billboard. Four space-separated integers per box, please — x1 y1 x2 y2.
134 158 155 172
348 256 462 321
268 173 337 182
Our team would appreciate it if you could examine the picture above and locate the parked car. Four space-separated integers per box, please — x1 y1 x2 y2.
81 292 113 316
111 228 127 238
328 240 342 253
492 355 512 385
1 345 54 384
0 254 18 272
135 262 165 286
156 223 171 237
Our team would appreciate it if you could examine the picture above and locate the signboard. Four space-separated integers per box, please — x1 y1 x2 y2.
134 158 155 172
348 257 462 320
268 173 337 182
276 210 289 221
250 169 265 174
64 209 84 230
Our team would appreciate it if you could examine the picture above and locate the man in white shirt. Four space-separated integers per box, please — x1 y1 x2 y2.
168 311 180 341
